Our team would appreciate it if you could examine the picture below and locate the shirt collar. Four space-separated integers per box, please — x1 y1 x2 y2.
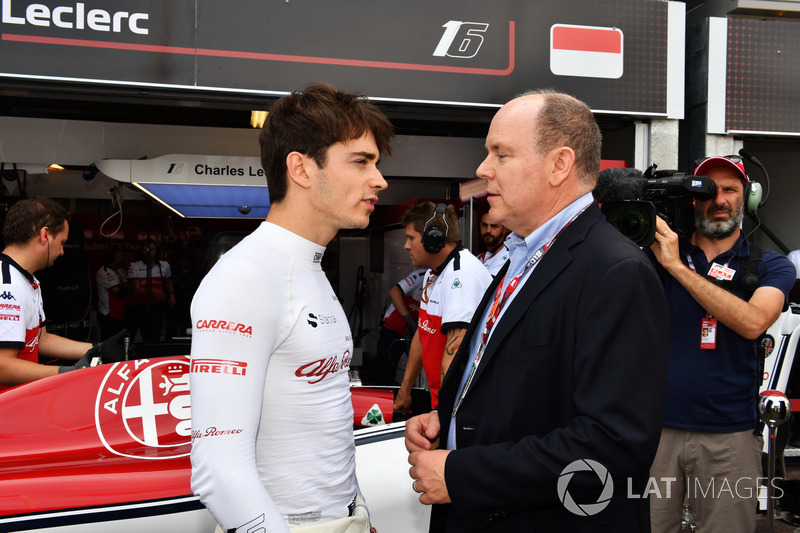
0 252 35 282
682 233 750 264
506 192 594 266
433 242 464 276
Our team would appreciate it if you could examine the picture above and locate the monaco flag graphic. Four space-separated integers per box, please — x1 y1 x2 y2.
550 24 624 79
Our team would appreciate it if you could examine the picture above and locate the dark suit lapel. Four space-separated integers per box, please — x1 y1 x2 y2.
460 205 602 393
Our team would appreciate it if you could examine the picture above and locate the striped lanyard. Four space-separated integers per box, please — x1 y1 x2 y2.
451 204 589 416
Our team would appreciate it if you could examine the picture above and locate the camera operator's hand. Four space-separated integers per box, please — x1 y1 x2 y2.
57 350 93 373
650 217 681 272
94 329 131 364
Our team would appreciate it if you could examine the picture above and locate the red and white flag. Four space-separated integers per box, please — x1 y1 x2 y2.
550 24 624 79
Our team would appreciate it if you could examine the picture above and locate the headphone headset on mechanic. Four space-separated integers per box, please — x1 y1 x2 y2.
694 149 771 293
422 203 450 254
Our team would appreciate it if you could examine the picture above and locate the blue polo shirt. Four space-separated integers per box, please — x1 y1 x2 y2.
647 237 795 432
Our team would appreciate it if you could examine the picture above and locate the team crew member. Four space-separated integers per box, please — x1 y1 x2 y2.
95 247 127 338
647 155 796 532
128 238 175 342
393 202 492 411
365 268 425 385
475 212 509 276
0 198 126 392
189 82 394 533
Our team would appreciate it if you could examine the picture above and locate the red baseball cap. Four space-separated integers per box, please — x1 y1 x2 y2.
694 156 749 183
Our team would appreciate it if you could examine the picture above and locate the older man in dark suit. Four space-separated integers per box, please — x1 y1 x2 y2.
405 90 669 532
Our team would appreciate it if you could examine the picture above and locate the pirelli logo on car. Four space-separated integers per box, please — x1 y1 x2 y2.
191 358 247 376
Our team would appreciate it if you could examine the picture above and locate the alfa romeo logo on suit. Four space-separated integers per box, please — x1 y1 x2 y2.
95 358 192 459
557 459 614 516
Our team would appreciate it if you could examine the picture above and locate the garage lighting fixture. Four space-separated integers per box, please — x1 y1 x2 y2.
250 110 268 128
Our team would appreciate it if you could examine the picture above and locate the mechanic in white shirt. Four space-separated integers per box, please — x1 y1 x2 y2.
475 212 509 276
0 198 126 392
788 249 800 278
189 82 394 533
393 203 492 411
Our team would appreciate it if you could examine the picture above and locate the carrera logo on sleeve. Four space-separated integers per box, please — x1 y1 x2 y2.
190 358 247 376
195 319 253 337
0 303 20 311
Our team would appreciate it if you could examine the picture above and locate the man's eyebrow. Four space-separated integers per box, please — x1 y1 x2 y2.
350 151 377 160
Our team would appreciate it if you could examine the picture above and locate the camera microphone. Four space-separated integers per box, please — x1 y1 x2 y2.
595 167 656 248
593 167 644 203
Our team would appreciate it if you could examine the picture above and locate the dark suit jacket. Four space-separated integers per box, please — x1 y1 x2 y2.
431 203 669 533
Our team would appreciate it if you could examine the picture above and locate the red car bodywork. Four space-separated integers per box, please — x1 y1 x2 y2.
0 356 394 530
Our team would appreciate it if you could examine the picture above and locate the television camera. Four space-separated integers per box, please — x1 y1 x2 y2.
597 165 716 247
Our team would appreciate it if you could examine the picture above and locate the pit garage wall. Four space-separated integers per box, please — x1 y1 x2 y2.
699 17 800 254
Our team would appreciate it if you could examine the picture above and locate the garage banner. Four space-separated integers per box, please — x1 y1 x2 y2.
0 0 683 116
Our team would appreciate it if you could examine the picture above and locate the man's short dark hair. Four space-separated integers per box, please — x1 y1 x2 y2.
2 197 69 246
401 202 460 244
259 81 395 205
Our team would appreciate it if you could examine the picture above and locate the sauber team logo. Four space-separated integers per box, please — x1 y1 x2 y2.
95 358 191 459
295 350 352 384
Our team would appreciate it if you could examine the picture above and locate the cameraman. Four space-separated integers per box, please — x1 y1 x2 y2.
647 156 796 532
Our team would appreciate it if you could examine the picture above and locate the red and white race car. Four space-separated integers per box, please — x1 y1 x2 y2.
0 356 430 532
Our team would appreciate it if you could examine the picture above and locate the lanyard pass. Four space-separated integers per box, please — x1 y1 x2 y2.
701 316 717 350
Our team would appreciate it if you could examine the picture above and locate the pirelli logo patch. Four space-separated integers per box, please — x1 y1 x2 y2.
191 358 247 376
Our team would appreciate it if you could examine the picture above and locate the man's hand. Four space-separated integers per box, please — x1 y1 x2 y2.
58 350 93 373
409 449 451 505
394 387 413 414
649 217 682 272
402 315 417 335
405 411 440 452
94 329 130 363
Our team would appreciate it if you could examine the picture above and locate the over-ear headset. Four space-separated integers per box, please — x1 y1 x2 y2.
422 203 449 254
738 149 768 214
744 181 762 215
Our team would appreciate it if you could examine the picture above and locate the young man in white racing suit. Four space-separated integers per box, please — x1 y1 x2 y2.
189 82 394 533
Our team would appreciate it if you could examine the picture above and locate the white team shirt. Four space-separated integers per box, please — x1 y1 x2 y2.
380 269 425 335
189 222 357 533
95 265 121 316
477 243 510 276
418 247 492 407
788 250 800 279
128 259 171 303
0 254 45 392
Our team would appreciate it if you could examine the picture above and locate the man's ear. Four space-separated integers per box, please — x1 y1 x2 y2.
286 151 314 190
40 227 49 243
548 146 575 188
